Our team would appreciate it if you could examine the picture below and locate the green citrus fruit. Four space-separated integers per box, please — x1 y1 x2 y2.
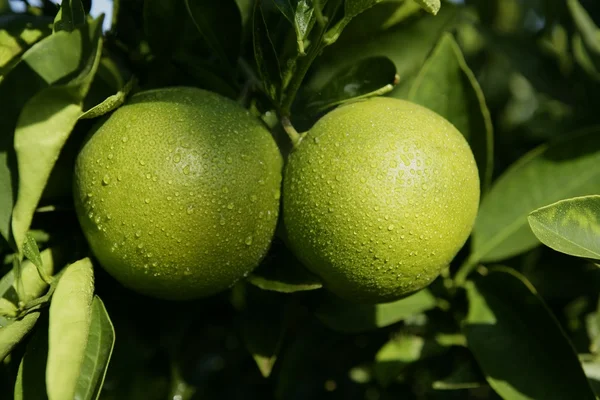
283 97 480 303
73 87 283 300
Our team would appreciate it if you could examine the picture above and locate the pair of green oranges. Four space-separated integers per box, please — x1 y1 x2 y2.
73 87 479 304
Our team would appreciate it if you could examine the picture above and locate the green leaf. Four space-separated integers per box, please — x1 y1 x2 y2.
374 334 446 387
293 1 314 54
80 76 135 119
468 128 600 266
302 56 397 112
14 313 49 400
253 0 282 102
432 358 485 390
573 33 600 81
463 267 596 400
413 0 440 15
528 195 600 260
54 0 86 32
315 289 437 333
409 33 493 192
22 233 42 270
74 296 115 400
239 289 286 378
11 17 104 253
567 0 600 66
0 312 39 362
272 0 295 22
324 0 385 45
47 258 95 400
309 4 458 99
0 15 52 79
185 0 242 70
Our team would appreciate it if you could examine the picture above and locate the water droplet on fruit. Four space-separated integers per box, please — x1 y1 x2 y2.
183 165 190 175
245 236 253 245
387 224 394 231
102 175 110 185
227 203 234 210
186 205 194 215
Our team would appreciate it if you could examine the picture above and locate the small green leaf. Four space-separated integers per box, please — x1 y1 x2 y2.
464 267 596 400
302 56 397 112
468 127 600 266
54 0 86 32
413 0 440 15
13 247 62 304
47 258 95 400
0 312 39 362
14 313 49 400
374 334 445 387
315 289 437 333
22 233 42 270
253 0 282 102
74 296 115 400
11 17 104 253
294 1 315 54
185 0 242 70
528 195 600 260
80 76 135 119
409 33 493 192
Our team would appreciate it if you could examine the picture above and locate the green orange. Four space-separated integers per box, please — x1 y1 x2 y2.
73 87 283 300
283 97 480 303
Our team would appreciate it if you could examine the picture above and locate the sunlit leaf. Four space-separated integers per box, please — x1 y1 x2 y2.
463 128 600 276
10 17 103 253
54 0 86 32
0 312 39 362
528 195 600 260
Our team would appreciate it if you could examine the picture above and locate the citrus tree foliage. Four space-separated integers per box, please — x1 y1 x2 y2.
1 0 600 399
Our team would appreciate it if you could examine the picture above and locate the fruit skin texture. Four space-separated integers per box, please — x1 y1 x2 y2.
283 97 480 303
73 87 283 300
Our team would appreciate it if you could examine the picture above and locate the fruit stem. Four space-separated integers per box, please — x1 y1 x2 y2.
281 116 304 146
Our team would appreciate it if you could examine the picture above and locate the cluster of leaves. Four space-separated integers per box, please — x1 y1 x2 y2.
1 0 600 399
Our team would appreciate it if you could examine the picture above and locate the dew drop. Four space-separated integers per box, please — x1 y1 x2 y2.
245 236 253 246
187 205 194 215
102 175 110 186
387 224 394 231
183 165 190 175
227 203 234 210
145 198 150 204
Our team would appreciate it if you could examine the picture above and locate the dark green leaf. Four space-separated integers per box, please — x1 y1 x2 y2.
528 195 600 260
464 267 596 400
143 0 183 57
467 128 600 268
185 0 242 69
0 312 39 362
573 33 600 81
54 0 86 32
11 17 104 252
253 0 282 102
324 0 384 45
409 33 493 192
272 0 295 22
309 4 458 99
315 289 437 333
74 296 115 400
302 56 396 112
14 313 49 400
374 334 446 387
